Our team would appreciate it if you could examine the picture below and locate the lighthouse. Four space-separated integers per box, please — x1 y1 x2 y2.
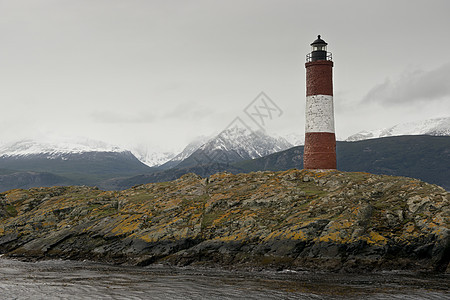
304 35 336 169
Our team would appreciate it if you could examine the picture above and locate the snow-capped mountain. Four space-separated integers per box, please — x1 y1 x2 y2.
158 135 212 169
175 125 293 169
0 136 125 158
0 136 153 187
346 117 450 141
283 132 305 146
130 144 176 167
200 126 293 159
170 136 211 163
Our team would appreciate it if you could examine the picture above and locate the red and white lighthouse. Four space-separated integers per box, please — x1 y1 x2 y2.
304 35 336 169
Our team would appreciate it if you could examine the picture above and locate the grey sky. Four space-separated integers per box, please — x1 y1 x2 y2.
363 63 450 105
1 0 449 151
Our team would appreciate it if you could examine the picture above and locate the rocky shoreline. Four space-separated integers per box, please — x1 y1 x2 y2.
1 169 449 273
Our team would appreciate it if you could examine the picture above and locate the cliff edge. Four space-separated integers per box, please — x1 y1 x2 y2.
0 169 448 273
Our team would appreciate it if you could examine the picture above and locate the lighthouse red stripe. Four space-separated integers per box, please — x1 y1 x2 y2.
305 61 333 96
303 132 336 169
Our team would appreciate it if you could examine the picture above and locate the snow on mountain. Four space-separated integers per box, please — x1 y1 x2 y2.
190 125 293 164
171 136 211 163
283 132 305 146
0 136 126 158
158 135 212 169
130 144 176 167
162 124 294 170
346 117 450 141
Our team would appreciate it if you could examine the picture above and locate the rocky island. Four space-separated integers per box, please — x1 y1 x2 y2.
0 169 448 273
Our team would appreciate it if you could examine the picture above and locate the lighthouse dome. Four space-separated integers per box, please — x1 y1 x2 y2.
311 35 328 46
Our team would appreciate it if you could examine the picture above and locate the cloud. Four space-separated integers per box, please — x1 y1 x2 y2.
91 101 215 125
162 102 214 121
362 63 450 105
91 110 156 124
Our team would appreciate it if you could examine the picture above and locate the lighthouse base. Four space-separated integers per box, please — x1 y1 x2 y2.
304 132 336 169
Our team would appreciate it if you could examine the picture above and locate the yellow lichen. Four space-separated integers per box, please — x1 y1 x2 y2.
367 231 387 245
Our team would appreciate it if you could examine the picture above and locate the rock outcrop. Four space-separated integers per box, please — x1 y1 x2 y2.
0 170 448 273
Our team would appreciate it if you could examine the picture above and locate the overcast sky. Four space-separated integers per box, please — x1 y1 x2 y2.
1 0 449 151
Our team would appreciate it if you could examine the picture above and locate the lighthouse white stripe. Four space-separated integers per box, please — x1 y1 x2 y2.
305 94 335 133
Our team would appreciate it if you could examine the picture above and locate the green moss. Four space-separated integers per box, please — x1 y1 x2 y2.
6 205 17 217
128 193 152 203
201 211 222 229
292 182 328 198
373 200 405 211
181 195 208 208
346 172 371 182
303 189 328 197
96 208 118 217
88 203 102 210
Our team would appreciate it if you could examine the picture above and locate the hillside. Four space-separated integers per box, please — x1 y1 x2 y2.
97 163 244 191
0 135 448 192
0 138 156 190
234 136 450 190
0 151 155 190
106 136 450 191
0 171 71 191
337 135 450 189
0 151 153 176
0 170 448 273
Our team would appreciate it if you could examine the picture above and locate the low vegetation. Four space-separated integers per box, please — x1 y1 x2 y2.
0 169 448 273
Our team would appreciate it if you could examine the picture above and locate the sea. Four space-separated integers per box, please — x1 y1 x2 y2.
0 257 448 299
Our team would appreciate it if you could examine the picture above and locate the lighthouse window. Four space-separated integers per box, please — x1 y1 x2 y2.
313 45 326 51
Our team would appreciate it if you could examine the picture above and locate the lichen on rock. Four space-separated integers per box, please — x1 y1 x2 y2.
0 169 448 273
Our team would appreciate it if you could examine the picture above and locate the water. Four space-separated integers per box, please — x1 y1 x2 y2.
0 257 448 299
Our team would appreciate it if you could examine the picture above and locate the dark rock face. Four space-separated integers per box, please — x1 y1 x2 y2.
0 170 448 273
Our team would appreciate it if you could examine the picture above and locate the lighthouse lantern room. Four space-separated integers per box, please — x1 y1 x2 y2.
307 35 332 62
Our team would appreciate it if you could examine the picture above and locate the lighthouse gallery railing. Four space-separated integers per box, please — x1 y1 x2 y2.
306 52 333 63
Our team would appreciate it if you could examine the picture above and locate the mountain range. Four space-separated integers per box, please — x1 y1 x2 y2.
130 144 176 168
173 126 292 169
0 138 154 190
158 135 212 170
0 117 449 192
346 117 450 141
